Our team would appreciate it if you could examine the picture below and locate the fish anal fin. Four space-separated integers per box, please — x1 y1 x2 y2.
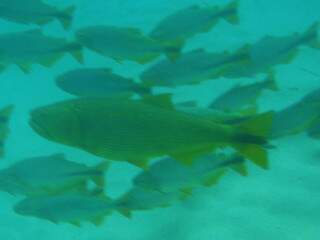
230 162 248 176
179 187 193 200
118 209 132 219
90 216 105 226
70 49 84 64
39 54 63 68
59 5 76 30
234 143 269 169
223 0 239 24
202 169 226 187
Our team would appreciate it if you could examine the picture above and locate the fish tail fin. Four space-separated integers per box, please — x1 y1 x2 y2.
265 72 278 91
223 0 240 24
0 105 13 158
58 5 76 30
92 161 110 189
304 21 320 49
231 111 274 169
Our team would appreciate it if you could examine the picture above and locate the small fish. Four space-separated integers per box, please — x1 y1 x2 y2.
225 22 320 78
271 88 320 138
0 0 75 29
0 105 13 158
209 75 278 112
114 186 180 218
133 153 246 194
56 67 151 97
149 0 239 51
141 46 250 87
0 153 109 196
29 95 272 169
76 25 180 64
14 191 114 226
0 29 83 73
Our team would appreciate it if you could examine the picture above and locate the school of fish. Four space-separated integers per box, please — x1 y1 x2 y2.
0 0 319 227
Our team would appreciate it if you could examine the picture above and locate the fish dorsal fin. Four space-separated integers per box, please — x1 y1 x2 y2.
142 93 174 109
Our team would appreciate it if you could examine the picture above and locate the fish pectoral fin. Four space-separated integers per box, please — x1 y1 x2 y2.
91 161 110 188
69 220 81 227
265 71 278 91
171 146 217 166
24 29 43 35
238 106 258 115
202 169 226 187
117 209 132 219
39 54 63 68
142 93 174 109
35 18 51 26
17 63 31 73
136 54 159 64
179 187 193 200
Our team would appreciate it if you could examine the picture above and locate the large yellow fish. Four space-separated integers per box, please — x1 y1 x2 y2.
29 96 272 169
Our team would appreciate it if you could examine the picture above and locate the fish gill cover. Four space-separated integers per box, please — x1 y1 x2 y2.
0 0 320 239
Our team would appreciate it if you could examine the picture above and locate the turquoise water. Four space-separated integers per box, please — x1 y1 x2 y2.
1 0 320 239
